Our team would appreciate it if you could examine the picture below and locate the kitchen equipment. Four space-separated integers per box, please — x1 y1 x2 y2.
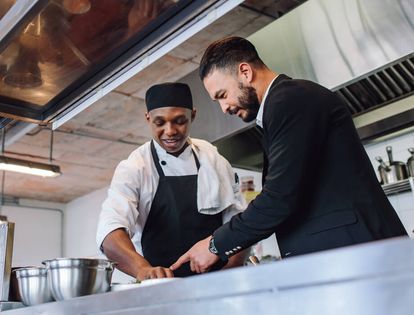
14 267 54 306
42 258 115 301
0 220 14 301
407 148 414 177
63 0 91 14
248 255 260 266
375 146 409 184
8 268 22 302
375 156 390 172
3 46 42 88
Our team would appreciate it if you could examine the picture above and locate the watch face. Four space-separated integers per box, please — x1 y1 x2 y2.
209 238 218 255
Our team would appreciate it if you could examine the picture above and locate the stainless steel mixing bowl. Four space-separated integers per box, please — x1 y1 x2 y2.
14 267 54 306
42 258 115 301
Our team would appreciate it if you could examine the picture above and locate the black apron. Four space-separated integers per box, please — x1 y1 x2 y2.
141 141 222 277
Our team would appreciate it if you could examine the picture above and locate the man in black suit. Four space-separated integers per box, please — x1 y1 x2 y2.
171 37 407 273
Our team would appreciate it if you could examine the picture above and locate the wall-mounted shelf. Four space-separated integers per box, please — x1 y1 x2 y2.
382 177 414 196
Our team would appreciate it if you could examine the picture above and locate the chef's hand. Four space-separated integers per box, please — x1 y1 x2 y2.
136 266 174 281
170 236 219 273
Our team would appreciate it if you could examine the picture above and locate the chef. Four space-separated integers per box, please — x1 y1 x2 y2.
96 82 247 280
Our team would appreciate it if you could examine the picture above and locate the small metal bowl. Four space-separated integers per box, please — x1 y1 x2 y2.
42 258 115 301
14 267 54 306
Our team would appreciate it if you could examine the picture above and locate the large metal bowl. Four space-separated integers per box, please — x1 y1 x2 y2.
42 258 115 301
14 267 54 306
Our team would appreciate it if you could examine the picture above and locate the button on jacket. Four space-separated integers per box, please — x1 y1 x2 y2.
96 138 246 255
214 75 407 260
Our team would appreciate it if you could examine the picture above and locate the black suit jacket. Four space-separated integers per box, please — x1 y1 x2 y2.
214 75 407 260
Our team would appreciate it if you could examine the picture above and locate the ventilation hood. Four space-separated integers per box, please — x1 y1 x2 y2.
0 0 244 127
182 0 414 171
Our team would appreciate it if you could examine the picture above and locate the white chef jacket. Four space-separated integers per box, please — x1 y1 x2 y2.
96 138 246 255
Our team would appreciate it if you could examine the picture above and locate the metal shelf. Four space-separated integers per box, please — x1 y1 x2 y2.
382 177 414 196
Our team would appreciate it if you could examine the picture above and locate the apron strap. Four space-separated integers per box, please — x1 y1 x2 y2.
150 140 200 177
191 148 201 170
150 140 165 177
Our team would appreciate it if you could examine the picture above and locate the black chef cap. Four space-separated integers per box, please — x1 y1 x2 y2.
145 82 193 112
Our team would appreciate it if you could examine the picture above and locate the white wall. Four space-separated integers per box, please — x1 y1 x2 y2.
64 186 133 282
64 187 107 258
0 199 64 268
363 130 414 236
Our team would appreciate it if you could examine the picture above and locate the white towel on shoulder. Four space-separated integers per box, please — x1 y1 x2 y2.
191 139 246 215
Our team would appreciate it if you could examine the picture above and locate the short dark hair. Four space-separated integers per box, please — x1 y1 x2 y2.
199 36 266 80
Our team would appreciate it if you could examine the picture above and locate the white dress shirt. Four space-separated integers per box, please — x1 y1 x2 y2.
96 138 246 255
256 75 278 128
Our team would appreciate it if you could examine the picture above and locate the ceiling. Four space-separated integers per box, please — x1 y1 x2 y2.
2 0 306 203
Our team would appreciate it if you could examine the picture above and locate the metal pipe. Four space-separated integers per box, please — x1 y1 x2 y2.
0 171 5 214
1 128 5 154
0 130 4 213
49 129 54 163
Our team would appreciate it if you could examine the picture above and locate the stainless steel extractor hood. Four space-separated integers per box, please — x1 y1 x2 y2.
0 0 245 128
182 0 414 171
249 0 414 140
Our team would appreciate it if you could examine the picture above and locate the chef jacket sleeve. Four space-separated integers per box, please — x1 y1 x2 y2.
96 152 143 251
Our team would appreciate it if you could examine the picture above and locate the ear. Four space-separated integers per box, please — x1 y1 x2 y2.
145 112 150 122
238 62 253 84
191 109 197 122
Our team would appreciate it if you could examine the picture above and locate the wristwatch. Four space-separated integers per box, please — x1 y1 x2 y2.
208 236 219 255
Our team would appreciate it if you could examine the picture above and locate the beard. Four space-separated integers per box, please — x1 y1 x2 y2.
237 83 260 122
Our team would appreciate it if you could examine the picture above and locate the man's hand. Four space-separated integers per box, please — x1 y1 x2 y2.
136 266 174 281
170 236 219 273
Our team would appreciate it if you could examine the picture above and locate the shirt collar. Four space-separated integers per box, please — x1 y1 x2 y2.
153 138 193 161
256 75 278 128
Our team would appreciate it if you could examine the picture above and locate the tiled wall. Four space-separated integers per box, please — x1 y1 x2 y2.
364 130 414 237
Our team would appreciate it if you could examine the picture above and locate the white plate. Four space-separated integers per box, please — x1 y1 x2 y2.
140 278 179 287
110 283 140 292
110 278 179 291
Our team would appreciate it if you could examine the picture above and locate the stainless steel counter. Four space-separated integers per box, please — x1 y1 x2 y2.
4 237 414 314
